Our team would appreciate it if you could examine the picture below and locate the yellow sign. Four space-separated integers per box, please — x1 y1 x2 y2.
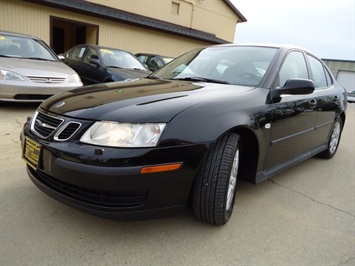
100 49 113 54
23 136 41 170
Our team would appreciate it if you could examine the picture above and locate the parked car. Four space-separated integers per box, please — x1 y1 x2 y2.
136 53 174 71
61 45 151 85
21 44 347 225
347 90 355 102
0 31 82 102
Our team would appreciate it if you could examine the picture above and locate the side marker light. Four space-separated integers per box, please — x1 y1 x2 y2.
140 163 183 174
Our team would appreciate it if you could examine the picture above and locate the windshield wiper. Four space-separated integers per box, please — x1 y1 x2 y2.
173 77 231 84
107 66 124 69
22 57 53 61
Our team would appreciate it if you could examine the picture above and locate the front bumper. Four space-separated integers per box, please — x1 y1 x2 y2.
26 166 187 220
0 81 82 102
21 126 208 220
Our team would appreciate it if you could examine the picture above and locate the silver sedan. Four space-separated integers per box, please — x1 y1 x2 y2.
0 31 82 102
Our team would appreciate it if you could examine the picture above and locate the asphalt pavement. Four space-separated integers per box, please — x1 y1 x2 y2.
1 102 354 265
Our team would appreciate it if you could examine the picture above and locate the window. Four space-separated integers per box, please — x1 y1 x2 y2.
324 68 333 86
136 55 149 64
149 57 164 68
171 2 180 15
68 46 86 61
0 34 57 60
307 55 328 88
83 47 98 63
276 51 308 87
154 46 277 87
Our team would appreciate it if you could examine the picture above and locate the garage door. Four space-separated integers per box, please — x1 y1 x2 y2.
336 70 355 92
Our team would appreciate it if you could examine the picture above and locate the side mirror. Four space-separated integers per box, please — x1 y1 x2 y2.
89 58 100 66
272 78 315 97
149 65 159 72
57 55 65 61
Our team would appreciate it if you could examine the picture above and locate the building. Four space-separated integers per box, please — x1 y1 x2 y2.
0 0 247 57
323 59 355 92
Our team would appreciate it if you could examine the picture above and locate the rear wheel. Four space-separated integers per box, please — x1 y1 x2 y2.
318 117 343 159
193 133 240 225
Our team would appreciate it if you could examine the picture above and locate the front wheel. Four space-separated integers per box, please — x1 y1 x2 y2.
318 117 343 159
192 133 240 225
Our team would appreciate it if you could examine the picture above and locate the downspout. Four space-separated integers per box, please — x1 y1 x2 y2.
181 0 195 29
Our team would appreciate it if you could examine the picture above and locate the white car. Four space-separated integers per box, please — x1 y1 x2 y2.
0 31 82 102
347 90 355 103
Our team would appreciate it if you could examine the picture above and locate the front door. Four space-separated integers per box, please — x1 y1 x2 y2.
264 51 317 170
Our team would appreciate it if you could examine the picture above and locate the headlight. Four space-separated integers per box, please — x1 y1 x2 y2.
80 122 166 147
0 69 24 81
68 73 82 84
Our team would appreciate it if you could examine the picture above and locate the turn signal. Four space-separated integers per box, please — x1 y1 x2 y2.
140 163 182 174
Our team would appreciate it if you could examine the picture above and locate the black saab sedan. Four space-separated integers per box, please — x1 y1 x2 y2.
21 44 347 225
60 44 151 85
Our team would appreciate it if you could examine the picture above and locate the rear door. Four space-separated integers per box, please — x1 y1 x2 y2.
306 54 340 150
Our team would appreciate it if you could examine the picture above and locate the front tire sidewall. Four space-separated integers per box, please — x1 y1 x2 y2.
193 133 240 225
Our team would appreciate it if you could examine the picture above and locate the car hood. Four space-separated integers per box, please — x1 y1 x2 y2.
42 78 255 122
1 57 76 77
107 67 151 79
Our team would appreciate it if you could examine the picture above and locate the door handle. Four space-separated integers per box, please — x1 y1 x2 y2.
309 99 317 109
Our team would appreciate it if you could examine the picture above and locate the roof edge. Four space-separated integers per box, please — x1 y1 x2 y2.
23 0 231 44
223 0 247 22
322 58 355 63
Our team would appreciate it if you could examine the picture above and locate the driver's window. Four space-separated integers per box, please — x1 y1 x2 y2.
83 47 98 63
276 51 308 87
68 46 86 61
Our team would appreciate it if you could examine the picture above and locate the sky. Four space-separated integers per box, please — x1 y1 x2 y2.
230 0 355 60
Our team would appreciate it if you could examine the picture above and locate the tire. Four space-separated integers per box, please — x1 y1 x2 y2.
193 133 240 225
318 117 343 159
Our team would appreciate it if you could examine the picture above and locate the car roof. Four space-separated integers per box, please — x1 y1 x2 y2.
73 44 132 53
0 30 41 40
136 53 173 58
215 43 310 52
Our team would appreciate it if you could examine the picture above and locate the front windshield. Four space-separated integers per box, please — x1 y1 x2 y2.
100 48 147 70
153 46 278 86
0 34 58 61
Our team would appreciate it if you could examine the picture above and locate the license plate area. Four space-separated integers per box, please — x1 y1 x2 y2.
23 136 41 170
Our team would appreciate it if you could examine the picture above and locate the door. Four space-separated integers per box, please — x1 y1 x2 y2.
264 51 317 169
81 47 107 84
337 70 355 93
52 27 65 54
64 45 89 83
306 54 340 150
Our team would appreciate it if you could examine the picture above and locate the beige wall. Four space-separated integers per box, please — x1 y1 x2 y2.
0 0 212 57
0 1 52 43
87 0 240 41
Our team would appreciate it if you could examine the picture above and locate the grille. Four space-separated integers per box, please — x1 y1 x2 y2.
55 122 81 141
14 94 51 100
27 76 66 83
32 111 64 138
32 112 83 141
31 168 148 208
